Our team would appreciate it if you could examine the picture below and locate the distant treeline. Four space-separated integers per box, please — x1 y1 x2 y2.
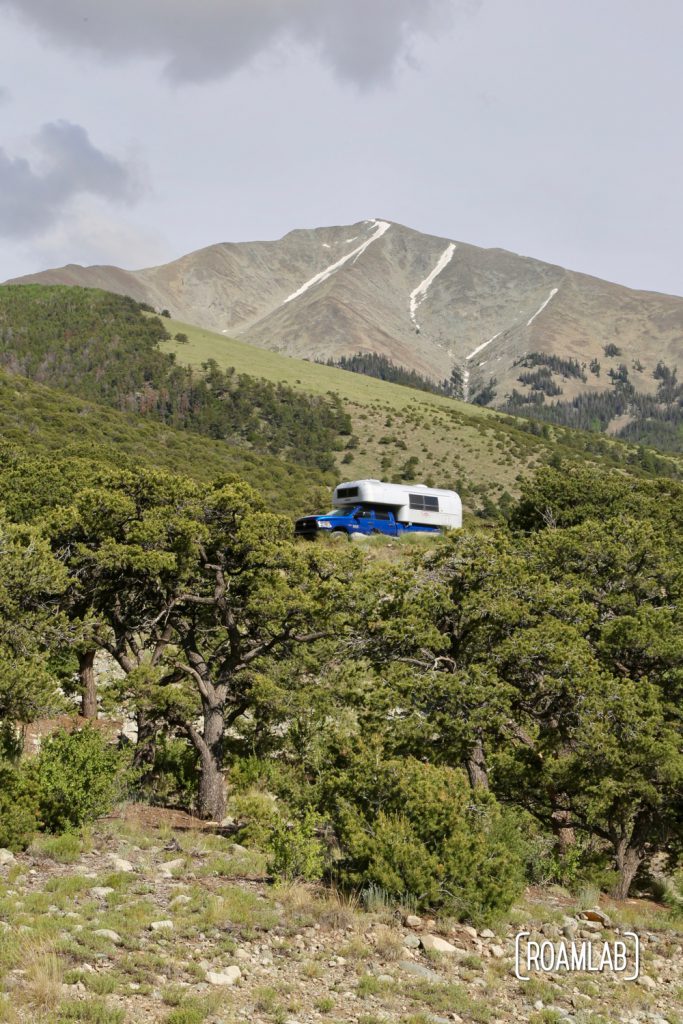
323 351 460 397
0 285 351 472
503 356 683 453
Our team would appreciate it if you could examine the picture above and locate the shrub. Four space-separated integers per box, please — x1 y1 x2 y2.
0 758 40 850
31 726 135 832
326 757 527 922
230 789 280 848
148 736 199 809
267 809 325 881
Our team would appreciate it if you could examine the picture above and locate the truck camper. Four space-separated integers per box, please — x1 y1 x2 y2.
294 479 462 539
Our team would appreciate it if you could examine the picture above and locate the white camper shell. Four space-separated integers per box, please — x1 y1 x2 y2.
332 479 462 530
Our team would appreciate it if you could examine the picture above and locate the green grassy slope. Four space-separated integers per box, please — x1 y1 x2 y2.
162 317 683 510
0 370 330 515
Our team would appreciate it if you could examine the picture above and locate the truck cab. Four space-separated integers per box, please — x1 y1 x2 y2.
294 504 438 539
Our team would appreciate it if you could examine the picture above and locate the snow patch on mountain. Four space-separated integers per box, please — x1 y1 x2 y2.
409 243 456 330
467 331 501 361
284 220 391 304
527 287 559 326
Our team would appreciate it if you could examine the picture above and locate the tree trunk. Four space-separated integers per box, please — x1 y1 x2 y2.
550 803 576 857
197 705 226 821
465 737 489 790
79 650 98 720
613 839 643 900
133 710 158 783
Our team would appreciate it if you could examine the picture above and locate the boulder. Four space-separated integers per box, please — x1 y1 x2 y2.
0 850 16 866
206 966 242 986
420 934 459 954
399 960 442 982
109 857 134 873
93 929 123 945
580 908 612 927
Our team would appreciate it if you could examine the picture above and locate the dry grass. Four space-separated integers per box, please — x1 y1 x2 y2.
20 945 63 1012
372 923 405 961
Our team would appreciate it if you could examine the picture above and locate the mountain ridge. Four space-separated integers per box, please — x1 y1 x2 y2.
6 218 683 409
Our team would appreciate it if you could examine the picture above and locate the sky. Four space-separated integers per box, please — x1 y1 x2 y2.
0 0 681 295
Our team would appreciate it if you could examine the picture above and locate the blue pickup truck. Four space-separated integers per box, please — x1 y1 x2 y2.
294 504 441 539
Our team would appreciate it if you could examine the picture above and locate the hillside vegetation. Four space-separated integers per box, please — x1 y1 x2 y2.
0 371 333 516
161 314 683 511
1 455 681 910
0 285 351 475
2 264 683 1024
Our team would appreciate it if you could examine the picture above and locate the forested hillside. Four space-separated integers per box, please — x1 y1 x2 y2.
0 285 351 473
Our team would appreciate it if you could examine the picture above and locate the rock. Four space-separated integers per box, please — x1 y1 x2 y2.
109 857 134 873
377 974 394 983
158 857 184 876
403 933 421 949
534 1000 544 1010
206 966 241 986
150 920 174 932
580 920 603 933
420 934 459 954
399 960 442 982
230 844 248 855
0 849 16 866
93 929 123 944
480 928 495 939
580 908 612 927
90 887 114 898
636 974 656 991
449 925 480 950
170 894 191 907
404 914 423 928
489 944 505 959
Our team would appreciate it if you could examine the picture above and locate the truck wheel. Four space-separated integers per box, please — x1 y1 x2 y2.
371 529 381 535
330 529 349 542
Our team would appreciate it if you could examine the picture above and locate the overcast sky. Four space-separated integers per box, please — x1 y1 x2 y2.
0 0 681 295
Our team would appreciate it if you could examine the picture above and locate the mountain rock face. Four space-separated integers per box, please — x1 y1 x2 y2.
7 219 683 404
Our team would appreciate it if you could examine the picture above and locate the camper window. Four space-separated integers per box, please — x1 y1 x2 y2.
409 493 440 512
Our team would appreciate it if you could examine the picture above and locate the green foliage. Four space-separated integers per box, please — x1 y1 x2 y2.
230 790 280 848
326 756 526 921
0 285 351 474
325 351 459 398
0 758 40 850
31 727 136 833
267 809 325 881
146 737 200 808
515 352 586 381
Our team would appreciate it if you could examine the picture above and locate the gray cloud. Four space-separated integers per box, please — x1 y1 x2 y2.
0 0 457 86
0 121 140 239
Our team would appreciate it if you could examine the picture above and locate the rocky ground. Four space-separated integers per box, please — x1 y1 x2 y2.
0 808 681 1024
